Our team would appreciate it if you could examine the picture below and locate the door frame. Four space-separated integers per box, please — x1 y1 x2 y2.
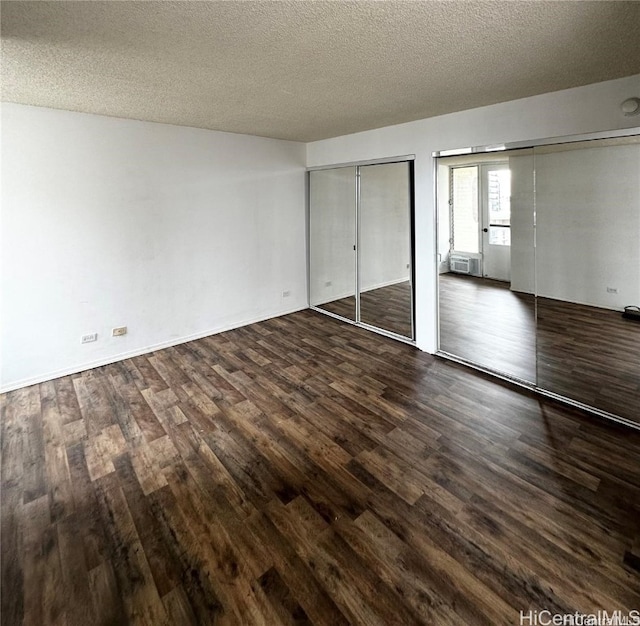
479 162 511 282
448 159 511 280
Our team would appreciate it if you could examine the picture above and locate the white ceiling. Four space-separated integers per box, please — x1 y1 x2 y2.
2 1 640 142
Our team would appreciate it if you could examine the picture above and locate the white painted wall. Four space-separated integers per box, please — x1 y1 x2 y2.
1 104 306 391
307 74 640 352
509 151 535 294
535 142 640 310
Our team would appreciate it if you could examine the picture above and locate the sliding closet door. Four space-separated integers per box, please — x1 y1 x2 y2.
358 162 414 338
309 167 357 321
309 160 415 341
435 132 639 428
534 136 640 424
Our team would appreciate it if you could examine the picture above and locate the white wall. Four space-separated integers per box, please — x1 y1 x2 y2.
535 142 640 310
1 104 306 391
509 151 535 294
307 74 640 352
3 76 639 389
436 162 451 274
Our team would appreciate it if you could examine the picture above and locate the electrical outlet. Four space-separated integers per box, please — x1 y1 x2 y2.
282 290 291 298
81 333 97 344
112 326 127 337
606 287 618 294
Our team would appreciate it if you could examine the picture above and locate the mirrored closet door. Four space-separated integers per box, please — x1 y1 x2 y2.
436 130 640 428
309 166 357 321
534 135 640 423
309 160 414 341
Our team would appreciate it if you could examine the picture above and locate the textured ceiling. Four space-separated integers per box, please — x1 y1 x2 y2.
2 1 640 142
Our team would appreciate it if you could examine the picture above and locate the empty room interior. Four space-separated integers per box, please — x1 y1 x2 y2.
2 1 640 624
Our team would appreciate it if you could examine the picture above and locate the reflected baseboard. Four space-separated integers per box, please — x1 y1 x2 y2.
436 350 640 432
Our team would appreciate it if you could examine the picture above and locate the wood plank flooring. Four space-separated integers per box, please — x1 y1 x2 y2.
537 296 640 422
439 273 536 381
2 309 640 625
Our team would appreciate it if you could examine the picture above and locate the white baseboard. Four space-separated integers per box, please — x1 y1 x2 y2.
0 305 307 394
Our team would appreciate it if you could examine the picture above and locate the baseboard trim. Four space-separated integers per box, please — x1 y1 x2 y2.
1 305 307 393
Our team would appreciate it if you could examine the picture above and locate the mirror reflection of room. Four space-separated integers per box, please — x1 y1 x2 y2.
437 134 640 427
437 149 536 382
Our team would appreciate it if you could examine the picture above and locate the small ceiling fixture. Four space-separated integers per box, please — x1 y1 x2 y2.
621 97 640 116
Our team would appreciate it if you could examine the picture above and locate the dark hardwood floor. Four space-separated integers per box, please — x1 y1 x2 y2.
439 273 536 381
316 293 357 321
439 273 640 425
2 309 640 625
318 281 413 338
537 297 640 422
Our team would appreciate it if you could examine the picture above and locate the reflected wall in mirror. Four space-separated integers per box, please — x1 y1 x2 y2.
534 136 640 425
308 160 415 340
437 150 536 382
309 167 356 321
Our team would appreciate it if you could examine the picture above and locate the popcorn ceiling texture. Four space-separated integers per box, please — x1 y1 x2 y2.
2 0 640 142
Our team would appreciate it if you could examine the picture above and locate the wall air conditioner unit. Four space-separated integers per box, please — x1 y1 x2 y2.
449 254 480 275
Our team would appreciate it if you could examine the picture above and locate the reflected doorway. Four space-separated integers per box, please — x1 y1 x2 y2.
482 165 511 282
450 163 511 282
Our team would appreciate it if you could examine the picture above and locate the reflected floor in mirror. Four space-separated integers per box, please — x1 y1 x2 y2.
439 274 536 381
537 298 640 425
440 274 640 426
318 281 413 338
